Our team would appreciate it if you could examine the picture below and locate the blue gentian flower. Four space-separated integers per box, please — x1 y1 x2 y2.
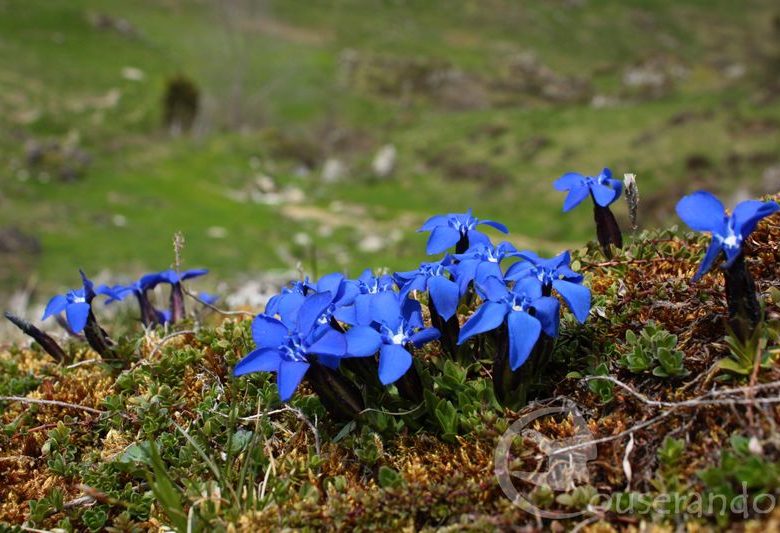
142 268 208 323
676 191 779 281
265 278 315 324
42 270 97 333
554 168 622 212
98 273 172 326
418 209 509 255
504 250 590 323
458 277 560 371
451 241 519 293
333 269 395 326
344 291 439 385
394 258 461 321
234 291 349 401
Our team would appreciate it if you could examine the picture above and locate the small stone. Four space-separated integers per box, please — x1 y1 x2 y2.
207 226 228 239
372 144 397 178
358 234 385 252
121 66 145 81
321 158 346 183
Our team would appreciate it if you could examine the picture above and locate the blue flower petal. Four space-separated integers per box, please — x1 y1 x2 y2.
42 294 68 321
65 302 90 333
693 239 722 282
453 259 480 293
251 315 288 348
563 185 590 212
551 279 591 323
558 266 584 283
418 214 449 232
606 178 623 199
478 219 509 233
277 360 309 401
181 269 208 281
426 225 462 254
532 296 561 337
353 293 375 326
139 273 165 291
504 261 533 281
333 304 357 326
401 298 424 329
590 182 618 207
316 272 345 297
507 311 542 371
398 273 428 299
428 276 460 320
297 291 334 335
474 261 503 287
554 172 585 191
234 347 280 376
465 229 491 248
307 328 347 357
676 191 727 233
732 200 780 239
277 292 306 329
409 327 440 347
478 276 510 302
514 277 543 299
378 344 413 385
721 243 743 269
79 270 95 300
370 291 402 329
458 301 508 344
345 326 382 357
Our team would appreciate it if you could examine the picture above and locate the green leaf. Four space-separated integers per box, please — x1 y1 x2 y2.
716 357 751 375
378 466 404 488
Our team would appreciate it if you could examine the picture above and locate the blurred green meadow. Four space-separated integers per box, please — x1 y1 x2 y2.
1 0 779 298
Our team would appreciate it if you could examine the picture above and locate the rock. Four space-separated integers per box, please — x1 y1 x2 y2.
371 144 397 178
207 226 228 239
621 56 687 99
121 66 145 81
89 12 138 38
358 234 385 253
321 158 346 183
498 52 592 104
25 137 91 182
0 227 41 254
763 164 780 192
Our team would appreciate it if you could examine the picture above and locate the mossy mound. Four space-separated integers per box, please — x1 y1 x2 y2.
1 200 779 532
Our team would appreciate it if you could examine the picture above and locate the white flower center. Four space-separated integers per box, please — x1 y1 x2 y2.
723 234 739 248
391 327 406 345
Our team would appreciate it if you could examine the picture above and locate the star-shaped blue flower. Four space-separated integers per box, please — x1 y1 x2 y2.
451 241 519 293
418 209 509 255
42 270 98 333
333 269 395 326
143 268 208 289
394 257 461 321
676 191 779 281
554 168 622 212
458 277 560 371
234 291 350 401
343 291 439 385
265 278 315 323
504 250 590 323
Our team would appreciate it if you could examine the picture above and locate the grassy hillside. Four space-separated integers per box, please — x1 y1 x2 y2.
1 0 779 298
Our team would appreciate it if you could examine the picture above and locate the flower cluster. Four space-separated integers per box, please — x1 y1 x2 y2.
235 210 592 412
30 268 211 358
